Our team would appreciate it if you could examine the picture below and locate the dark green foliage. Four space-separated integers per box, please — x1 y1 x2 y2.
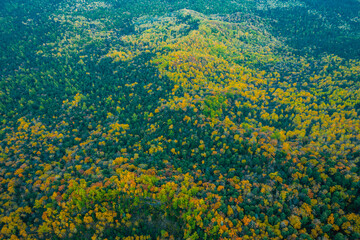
0 0 360 239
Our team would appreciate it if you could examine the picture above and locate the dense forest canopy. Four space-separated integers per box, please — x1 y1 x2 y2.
0 0 360 239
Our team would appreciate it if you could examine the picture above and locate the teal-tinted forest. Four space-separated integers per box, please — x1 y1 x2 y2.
0 0 360 239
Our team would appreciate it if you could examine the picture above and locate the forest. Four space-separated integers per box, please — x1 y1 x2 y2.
0 0 360 239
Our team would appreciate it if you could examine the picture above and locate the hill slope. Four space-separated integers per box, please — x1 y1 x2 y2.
0 1 360 239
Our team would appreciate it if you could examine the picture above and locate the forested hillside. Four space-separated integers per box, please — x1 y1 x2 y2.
0 0 360 239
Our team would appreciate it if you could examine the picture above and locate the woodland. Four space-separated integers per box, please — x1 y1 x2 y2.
0 0 360 239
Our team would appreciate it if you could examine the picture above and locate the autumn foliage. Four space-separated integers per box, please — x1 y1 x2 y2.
1 1 360 240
